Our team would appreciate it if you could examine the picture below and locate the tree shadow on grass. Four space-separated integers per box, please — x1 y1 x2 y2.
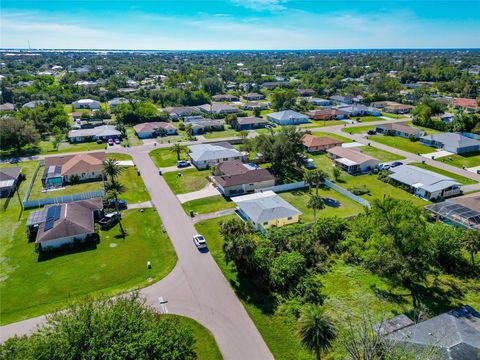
231 273 277 315
37 243 98 262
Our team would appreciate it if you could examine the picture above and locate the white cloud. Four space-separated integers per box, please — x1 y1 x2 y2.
230 0 288 12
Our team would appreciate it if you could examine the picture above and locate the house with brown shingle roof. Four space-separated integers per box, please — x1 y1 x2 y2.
302 134 343 153
306 108 348 120
133 122 177 138
231 116 269 130
42 152 105 188
375 123 425 139
327 146 379 174
242 93 265 101
211 160 275 197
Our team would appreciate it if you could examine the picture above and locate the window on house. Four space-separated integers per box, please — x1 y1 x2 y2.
287 217 292 220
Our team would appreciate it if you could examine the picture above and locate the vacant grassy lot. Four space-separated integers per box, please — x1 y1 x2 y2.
29 165 103 200
409 162 477 185
203 128 241 139
279 188 364 222
405 121 442 135
310 131 352 143
368 134 433 154
163 168 209 194
381 112 407 119
359 145 405 162
299 120 345 128
171 315 222 360
182 195 235 215
341 125 376 135
150 147 188 168
0 141 107 159
438 151 480 169
195 214 480 360
124 127 143 146
0 205 177 325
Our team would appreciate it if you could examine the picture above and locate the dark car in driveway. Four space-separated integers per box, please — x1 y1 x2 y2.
99 212 121 228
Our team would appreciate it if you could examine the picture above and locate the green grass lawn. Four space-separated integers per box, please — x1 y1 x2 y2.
124 127 143 147
405 121 442 135
409 162 477 185
0 141 107 159
299 120 345 128
359 145 405 162
307 153 335 173
354 116 385 122
309 131 352 143
150 147 188 168
202 128 242 139
368 134 433 154
171 315 222 360
341 125 376 135
163 168 209 194
182 195 235 215
279 188 364 223
381 112 408 119
29 165 103 201
254 127 281 135
0 204 177 325
438 152 480 169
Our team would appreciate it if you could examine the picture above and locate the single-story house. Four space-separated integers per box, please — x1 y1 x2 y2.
231 116 269 130
190 120 224 134
188 143 244 169
233 191 301 230
212 94 239 102
239 101 270 111
261 81 290 89
378 306 480 360
453 97 479 113
133 122 177 138
308 98 331 106
420 133 480 154
211 160 275 197
302 134 343 153
198 103 239 115
72 99 101 110
327 147 380 174
0 103 15 111
164 106 201 119
68 125 121 143
0 167 22 198
242 93 264 101
42 152 105 188
183 115 204 123
375 123 425 139
267 110 309 125
424 193 480 230
31 198 103 251
371 101 414 114
108 97 130 108
336 104 382 117
306 108 348 120
329 95 355 105
388 165 461 200
22 100 46 109
297 89 315 97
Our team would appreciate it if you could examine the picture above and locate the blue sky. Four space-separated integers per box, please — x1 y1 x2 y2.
1 1 479 49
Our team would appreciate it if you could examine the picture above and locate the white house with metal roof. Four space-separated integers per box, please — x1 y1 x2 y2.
72 99 101 110
233 191 301 230
267 110 309 125
68 125 121 143
388 165 461 200
188 143 244 169
420 132 480 154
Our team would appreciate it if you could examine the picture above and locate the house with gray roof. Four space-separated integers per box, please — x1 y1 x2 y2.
379 306 480 360
375 123 425 139
388 165 461 200
72 99 101 110
420 133 480 154
108 97 131 108
22 100 46 109
267 110 309 125
189 120 224 134
0 102 15 111
233 191 301 230
232 116 269 130
188 143 244 169
336 104 381 117
133 122 177 138
0 167 22 198
198 103 239 115
164 106 201 119
68 125 121 143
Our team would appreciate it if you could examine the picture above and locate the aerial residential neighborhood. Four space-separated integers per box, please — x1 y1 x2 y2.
0 1 480 359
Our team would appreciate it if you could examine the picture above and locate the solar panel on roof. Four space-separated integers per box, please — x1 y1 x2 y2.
46 206 56 219
53 205 61 220
44 218 54 231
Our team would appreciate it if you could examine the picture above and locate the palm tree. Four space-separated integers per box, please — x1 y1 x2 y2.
303 170 314 194
103 158 125 184
307 194 325 224
311 169 328 196
170 144 187 161
297 304 336 360
463 230 480 267
105 181 126 236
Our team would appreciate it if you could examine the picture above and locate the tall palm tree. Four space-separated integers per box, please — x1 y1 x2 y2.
103 158 125 184
307 194 325 224
170 144 187 161
105 181 126 236
311 169 328 196
463 230 480 267
297 304 336 360
303 170 314 194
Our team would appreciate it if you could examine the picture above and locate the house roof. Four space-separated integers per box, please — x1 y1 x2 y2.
216 160 250 176
188 143 241 162
421 133 480 149
68 125 121 139
44 152 105 178
235 116 269 125
388 165 460 192
198 103 238 113
0 103 15 111
242 92 264 99
327 146 379 165
233 191 301 224
212 94 238 101
35 199 102 243
214 168 275 187
306 108 348 117
190 120 223 129
376 123 423 136
302 134 342 148
0 167 21 182
268 110 309 121
384 306 480 360
133 122 176 133
73 99 100 106
454 98 478 108
164 106 200 115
